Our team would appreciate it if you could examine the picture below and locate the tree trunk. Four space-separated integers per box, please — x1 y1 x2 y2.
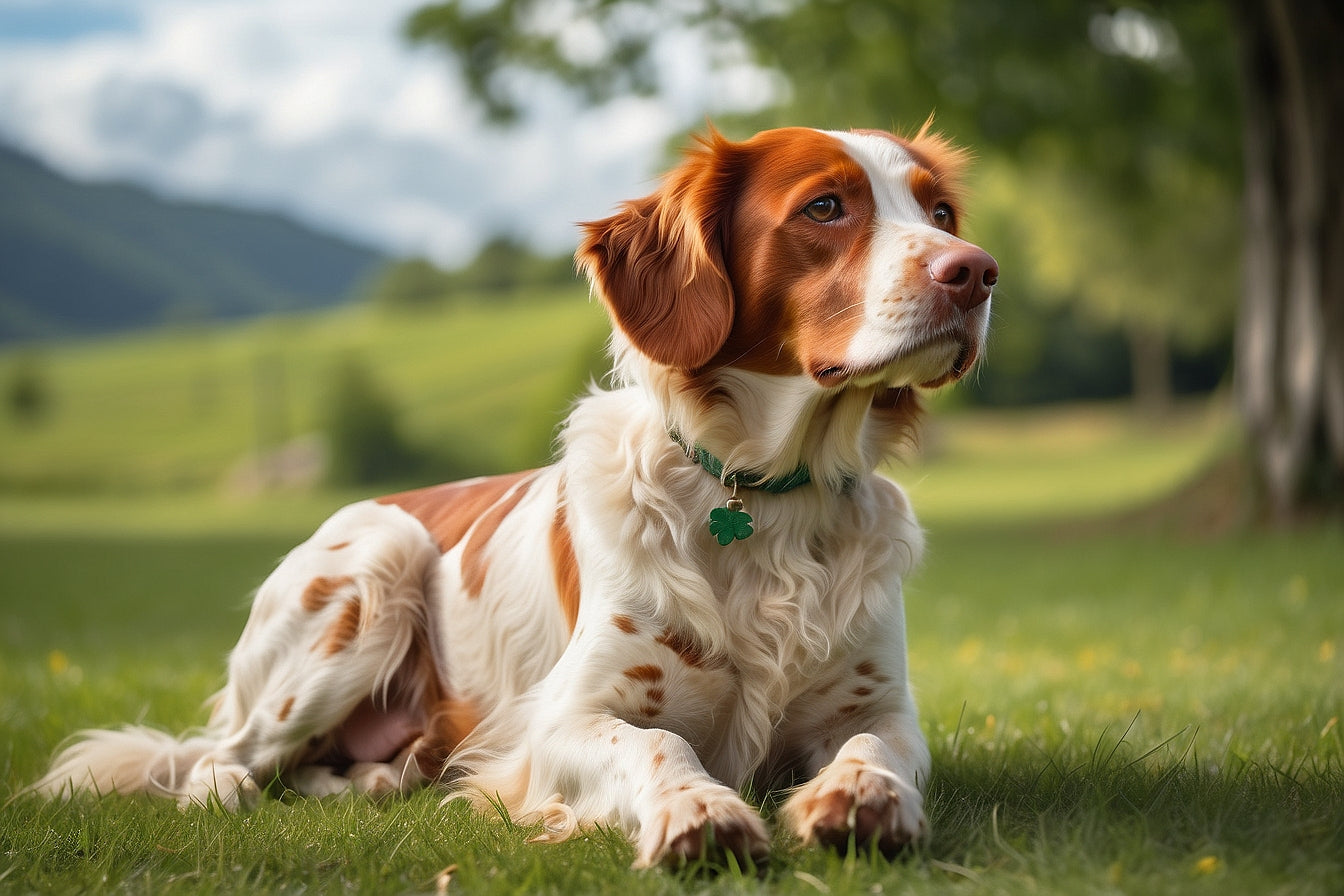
1231 0 1344 521
1128 322 1172 417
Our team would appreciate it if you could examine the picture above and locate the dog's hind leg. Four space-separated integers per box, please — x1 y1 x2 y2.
178 500 445 807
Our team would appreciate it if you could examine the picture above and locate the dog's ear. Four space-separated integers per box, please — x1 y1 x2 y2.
577 130 738 370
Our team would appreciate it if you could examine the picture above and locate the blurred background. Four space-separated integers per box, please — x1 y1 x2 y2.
0 0 1340 535
5 8 1342 889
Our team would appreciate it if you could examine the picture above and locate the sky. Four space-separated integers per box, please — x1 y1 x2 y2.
0 0 775 265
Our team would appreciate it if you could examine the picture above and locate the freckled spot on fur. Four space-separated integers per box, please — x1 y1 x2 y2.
640 703 663 718
612 614 638 634
319 599 362 655
656 627 711 669
612 735 619 745
853 686 874 697
646 687 666 704
326 541 350 551
855 660 878 678
652 752 666 769
277 696 295 722
837 703 861 717
623 664 664 683
301 575 353 612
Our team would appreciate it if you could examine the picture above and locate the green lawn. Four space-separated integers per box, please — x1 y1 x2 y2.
2 523 1340 894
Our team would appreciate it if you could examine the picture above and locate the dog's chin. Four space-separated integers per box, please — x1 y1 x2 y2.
820 337 972 394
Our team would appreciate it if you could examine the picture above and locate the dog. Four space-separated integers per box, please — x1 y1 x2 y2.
33 123 995 868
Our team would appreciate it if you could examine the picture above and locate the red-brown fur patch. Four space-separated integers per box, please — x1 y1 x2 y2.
711 128 879 379
377 471 535 554
301 575 352 612
656 627 713 669
319 599 362 656
550 496 581 631
577 130 739 370
623 664 664 682
459 476 535 597
612 614 638 634
277 696 295 722
412 694 482 775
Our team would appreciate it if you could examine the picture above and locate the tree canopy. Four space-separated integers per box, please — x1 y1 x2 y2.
407 0 1242 405
405 0 1343 517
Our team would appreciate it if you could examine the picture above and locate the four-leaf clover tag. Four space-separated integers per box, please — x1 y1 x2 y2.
708 504 754 545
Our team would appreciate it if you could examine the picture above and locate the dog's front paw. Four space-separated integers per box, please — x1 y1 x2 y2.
783 758 927 857
634 783 770 870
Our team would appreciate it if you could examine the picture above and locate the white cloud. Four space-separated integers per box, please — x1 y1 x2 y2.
0 0 775 266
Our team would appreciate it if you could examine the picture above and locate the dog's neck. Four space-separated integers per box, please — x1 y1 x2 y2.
614 343 914 491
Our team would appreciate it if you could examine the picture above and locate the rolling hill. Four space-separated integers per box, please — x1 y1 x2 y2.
0 144 388 342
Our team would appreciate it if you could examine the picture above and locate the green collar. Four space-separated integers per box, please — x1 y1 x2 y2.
669 431 814 493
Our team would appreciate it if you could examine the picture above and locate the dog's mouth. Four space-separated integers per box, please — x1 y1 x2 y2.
812 333 977 395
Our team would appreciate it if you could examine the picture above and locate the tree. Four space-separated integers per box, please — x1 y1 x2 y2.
406 0 1342 519
5 353 51 422
1230 0 1344 520
323 356 422 485
365 257 456 311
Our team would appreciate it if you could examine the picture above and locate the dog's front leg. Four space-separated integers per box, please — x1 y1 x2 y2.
528 710 770 869
780 619 931 855
478 615 772 870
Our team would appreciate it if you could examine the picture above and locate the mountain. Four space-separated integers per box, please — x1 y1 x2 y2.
0 145 388 343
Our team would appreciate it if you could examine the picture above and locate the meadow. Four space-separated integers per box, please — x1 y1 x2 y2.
1 300 1341 893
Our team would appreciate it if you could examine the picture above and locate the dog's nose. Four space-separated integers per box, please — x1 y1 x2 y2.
929 245 998 310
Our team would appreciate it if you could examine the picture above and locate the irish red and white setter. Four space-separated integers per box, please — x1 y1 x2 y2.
34 123 996 867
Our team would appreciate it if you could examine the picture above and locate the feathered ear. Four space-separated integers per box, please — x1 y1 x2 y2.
577 130 738 370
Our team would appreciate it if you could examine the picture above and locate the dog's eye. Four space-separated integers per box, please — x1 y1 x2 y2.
932 202 956 232
803 196 843 223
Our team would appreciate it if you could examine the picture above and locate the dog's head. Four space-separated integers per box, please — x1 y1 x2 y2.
577 124 995 403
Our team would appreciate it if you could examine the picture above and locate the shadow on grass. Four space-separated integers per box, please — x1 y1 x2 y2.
923 720 1344 883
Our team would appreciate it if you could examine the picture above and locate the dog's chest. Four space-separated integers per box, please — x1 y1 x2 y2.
633 542 876 785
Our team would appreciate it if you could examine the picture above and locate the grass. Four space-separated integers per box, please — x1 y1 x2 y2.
1 525 1340 893
0 309 1340 892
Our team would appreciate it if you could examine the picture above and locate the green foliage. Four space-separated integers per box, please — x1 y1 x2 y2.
321 355 426 486
455 234 576 295
365 256 457 311
365 238 578 312
405 0 674 122
0 145 385 343
4 352 52 422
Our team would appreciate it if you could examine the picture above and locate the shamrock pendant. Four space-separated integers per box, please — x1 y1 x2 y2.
708 495 754 545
